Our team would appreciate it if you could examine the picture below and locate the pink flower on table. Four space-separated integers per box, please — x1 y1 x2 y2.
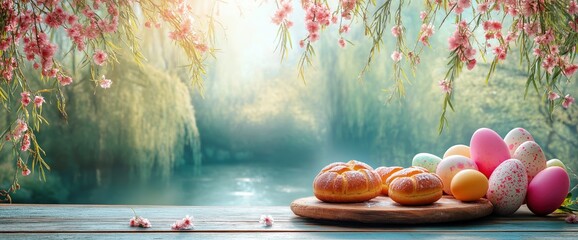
548 91 560 101
391 25 402 37
21 92 31 106
171 215 194 230
567 214 578 223
391 51 402 62
259 215 274 227
22 168 31 176
338 38 346 48
34 96 45 108
569 1 578 15
563 94 575 108
439 79 452 94
93 50 108 66
129 216 152 228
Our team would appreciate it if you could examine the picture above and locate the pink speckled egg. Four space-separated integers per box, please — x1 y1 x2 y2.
504 128 535 156
526 167 570 216
436 155 478 195
470 128 511 178
512 141 547 183
487 159 528 216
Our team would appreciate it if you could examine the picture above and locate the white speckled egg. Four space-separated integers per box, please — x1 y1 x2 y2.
504 128 534 156
512 141 547 183
436 155 478 195
412 153 442 173
487 159 528 216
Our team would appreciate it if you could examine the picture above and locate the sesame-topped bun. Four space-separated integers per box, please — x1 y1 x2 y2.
313 160 382 203
388 172 443 206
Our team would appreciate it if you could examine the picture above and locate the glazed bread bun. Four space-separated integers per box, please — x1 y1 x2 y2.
375 166 403 196
313 160 382 203
383 167 429 192
388 172 443 206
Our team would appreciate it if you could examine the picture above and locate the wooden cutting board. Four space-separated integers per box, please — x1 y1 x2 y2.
290 196 493 224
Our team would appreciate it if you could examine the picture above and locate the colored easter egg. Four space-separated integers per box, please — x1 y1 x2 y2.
546 159 567 171
504 128 535 156
470 128 511 178
526 167 570 216
436 155 478 195
451 169 488 202
512 141 547 183
487 159 528 216
412 153 442 173
443 144 471 158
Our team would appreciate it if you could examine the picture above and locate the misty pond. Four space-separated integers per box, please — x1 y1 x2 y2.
1 2 577 206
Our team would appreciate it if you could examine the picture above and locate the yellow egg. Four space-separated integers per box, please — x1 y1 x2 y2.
450 169 488 202
443 144 471 158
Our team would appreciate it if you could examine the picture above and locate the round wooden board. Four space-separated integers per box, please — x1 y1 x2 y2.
290 196 493 224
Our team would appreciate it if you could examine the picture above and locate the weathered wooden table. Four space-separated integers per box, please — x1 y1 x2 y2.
1 204 576 239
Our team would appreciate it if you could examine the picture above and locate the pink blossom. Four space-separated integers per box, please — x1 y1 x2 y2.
93 50 108 66
420 23 435 45
569 1 578 15
259 215 274 227
34 96 45 108
171 215 194 230
566 214 578 223
339 25 350 34
391 51 402 62
58 75 73 86
391 25 402 37
299 40 305 48
467 59 476 70
20 133 30 152
439 79 452 94
99 75 112 89
548 91 560 101
419 11 427 21
563 64 578 76
21 92 31 106
306 21 319 34
570 21 578 32
331 15 338 24
22 168 31 176
477 2 489 13
338 38 346 48
533 48 542 56
341 0 356 20
483 21 502 32
309 32 320 42
457 0 471 9
493 46 507 61
44 7 67 28
129 216 152 228
563 94 575 108
145 21 152 28
0 39 9 51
